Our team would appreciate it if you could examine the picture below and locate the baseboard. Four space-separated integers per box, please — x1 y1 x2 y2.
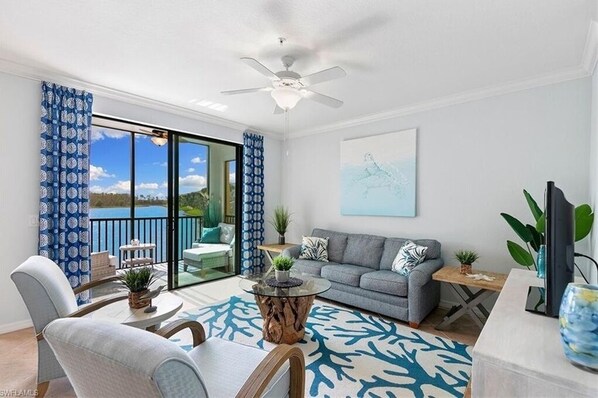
0 319 33 334
439 299 458 309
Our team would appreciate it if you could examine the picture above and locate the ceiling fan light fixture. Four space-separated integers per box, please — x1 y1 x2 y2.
150 136 168 146
270 87 302 111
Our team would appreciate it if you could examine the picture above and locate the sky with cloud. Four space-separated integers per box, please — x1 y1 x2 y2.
90 126 209 199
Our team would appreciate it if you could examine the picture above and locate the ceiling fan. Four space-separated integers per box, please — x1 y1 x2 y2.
222 55 346 113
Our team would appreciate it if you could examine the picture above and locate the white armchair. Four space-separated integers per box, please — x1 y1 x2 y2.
43 317 305 398
11 255 125 396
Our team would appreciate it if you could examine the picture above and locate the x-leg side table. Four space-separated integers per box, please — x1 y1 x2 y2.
432 266 507 330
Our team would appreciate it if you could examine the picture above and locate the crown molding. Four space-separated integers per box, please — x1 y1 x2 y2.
0 58 282 141
289 65 589 139
582 21 598 75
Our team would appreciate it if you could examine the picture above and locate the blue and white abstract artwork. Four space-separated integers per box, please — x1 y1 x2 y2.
171 294 472 398
341 129 417 217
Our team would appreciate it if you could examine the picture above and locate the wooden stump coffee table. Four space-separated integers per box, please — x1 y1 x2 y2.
239 272 331 344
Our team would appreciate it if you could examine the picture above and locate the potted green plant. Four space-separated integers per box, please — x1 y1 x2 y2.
501 189 594 270
120 267 155 309
269 206 292 245
455 250 479 274
272 256 294 282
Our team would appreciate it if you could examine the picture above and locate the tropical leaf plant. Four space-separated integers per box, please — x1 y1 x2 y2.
501 189 594 269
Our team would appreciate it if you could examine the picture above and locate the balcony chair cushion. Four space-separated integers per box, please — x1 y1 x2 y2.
199 227 221 244
188 337 290 398
218 222 235 244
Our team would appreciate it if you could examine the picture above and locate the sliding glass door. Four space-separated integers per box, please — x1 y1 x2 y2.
169 132 242 289
90 116 242 292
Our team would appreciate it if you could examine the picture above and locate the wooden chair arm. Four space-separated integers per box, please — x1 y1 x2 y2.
155 320 206 347
236 345 305 398
36 293 128 341
73 275 121 295
66 293 128 318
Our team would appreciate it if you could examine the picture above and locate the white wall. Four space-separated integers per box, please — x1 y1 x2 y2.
284 78 592 303
0 71 282 332
0 72 41 332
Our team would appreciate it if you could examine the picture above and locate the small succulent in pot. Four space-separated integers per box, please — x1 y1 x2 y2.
455 250 479 274
120 267 155 308
272 256 294 282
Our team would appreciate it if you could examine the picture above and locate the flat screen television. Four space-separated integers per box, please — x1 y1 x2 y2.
544 181 575 317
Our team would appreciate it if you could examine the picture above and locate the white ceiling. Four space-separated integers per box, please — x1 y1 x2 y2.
0 1 593 135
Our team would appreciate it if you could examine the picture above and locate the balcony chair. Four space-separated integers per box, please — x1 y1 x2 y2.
43 317 305 398
11 255 126 397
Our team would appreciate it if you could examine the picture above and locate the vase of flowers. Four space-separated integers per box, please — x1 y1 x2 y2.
455 250 479 274
120 267 155 309
273 256 294 282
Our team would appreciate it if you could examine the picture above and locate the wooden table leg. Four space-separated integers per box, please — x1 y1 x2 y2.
255 295 315 344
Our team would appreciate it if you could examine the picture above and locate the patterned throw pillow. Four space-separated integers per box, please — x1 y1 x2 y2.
392 241 428 276
299 236 329 262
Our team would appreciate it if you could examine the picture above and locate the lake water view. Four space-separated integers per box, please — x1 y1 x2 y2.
90 206 199 263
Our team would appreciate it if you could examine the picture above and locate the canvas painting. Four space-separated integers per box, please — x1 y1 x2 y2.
340 129 416 217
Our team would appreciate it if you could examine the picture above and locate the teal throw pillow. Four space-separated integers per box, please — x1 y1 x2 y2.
200 227 221 244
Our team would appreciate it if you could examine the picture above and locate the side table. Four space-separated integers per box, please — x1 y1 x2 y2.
432 266 507 330
119 243 156 269
85 292 182 332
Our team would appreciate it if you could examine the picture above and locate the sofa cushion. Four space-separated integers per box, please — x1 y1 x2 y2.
380 238 441 270
292 259 333 276
299 236 329 262
342 234 385 269
321 264 374 287
359 270 408 297
311 229 348 263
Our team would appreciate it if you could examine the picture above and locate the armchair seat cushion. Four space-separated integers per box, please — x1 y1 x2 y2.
188 338 290 398
360 270 408 297
321 264 374 287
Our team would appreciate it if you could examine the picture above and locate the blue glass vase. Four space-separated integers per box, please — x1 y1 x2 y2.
559 283 598 370
536 245 546 279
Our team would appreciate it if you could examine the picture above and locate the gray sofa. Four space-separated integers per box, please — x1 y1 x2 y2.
283 228 443 327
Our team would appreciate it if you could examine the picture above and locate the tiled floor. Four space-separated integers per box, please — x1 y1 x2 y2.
0 275 480 397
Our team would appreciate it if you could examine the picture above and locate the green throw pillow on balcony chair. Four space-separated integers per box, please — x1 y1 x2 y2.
199 226 221 244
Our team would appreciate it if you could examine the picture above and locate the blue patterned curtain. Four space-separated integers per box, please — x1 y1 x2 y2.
241 131 265 275
39 81 93 303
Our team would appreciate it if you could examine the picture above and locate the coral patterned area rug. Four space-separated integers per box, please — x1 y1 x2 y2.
172 294 472 398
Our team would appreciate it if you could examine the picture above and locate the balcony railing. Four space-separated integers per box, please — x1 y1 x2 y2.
91 216 202 266
91 215 237 267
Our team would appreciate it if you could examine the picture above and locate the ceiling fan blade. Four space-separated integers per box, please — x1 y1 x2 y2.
241 57 280 80
301 89 343 108
300 66 346 87
273 105 285 114
221 87 272 95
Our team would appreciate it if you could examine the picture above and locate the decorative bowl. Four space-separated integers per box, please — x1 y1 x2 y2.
559 283 598 371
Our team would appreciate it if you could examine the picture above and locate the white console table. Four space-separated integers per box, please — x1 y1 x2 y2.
471 269 597 397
